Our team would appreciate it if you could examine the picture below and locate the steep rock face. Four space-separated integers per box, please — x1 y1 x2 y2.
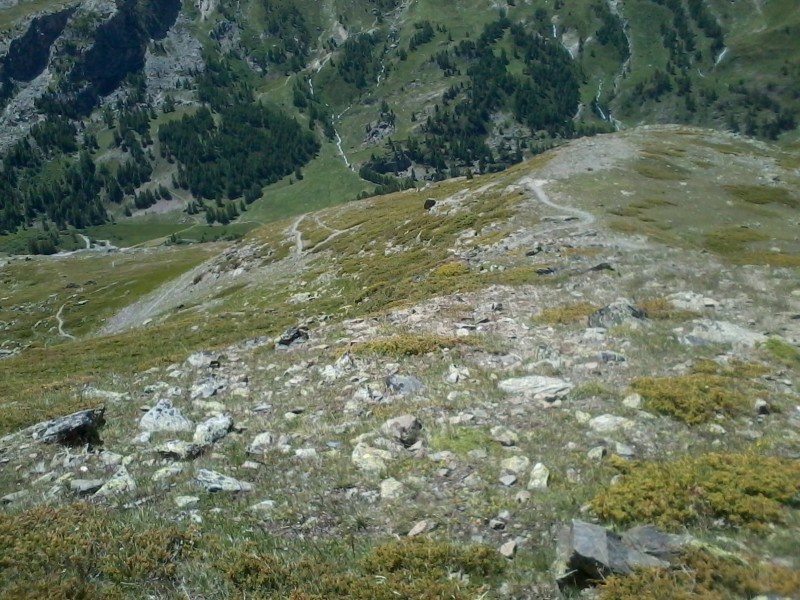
69 0 182 109
3 7 75 82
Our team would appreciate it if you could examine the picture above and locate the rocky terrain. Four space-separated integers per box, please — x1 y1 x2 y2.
0 126 798 598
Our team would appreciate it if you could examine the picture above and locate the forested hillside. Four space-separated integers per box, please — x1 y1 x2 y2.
0 0 797 252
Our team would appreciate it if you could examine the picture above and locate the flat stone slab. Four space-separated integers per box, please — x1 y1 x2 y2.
498 376 573 402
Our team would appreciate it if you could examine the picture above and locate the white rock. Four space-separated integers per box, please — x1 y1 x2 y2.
193 414 233 446
195 469 253 493
500 540 517 558
294 448 318 459
622 394 642 409
152 464 184 481
250 500 276 513
681 319 767 348
501 455 531 474
498 375 573 402
528 462 550 490
588 414 634 433
94 466 136 497
380 477 404 500
139 399 192 433
174 495 199 508
407 519 436 537
351 444 393 473
248 432 274 454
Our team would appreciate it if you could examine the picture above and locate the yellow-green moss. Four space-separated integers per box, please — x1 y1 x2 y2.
0 503 197 600
637 297 697 320
348 334 466 357
432 261 471 278
535 302 598 325
723 184 800 209
591 453 800 531
598 546 800 600
703 227 767 256
631 360 765 424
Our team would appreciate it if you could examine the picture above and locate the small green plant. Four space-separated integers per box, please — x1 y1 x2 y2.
764 337 800 368
591 452 800 530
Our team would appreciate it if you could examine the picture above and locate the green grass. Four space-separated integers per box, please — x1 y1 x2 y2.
724 184 800 209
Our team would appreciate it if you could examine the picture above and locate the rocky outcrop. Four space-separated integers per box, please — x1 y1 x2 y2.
2 8 75 83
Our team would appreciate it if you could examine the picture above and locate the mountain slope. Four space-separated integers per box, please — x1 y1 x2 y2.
0 125 798 598
0 0 798 253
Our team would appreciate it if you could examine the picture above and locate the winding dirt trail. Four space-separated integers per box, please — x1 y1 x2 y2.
520 177 595 233
55 303 75 340
288 215 306 258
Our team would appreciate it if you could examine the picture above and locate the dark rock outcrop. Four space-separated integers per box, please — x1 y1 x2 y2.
554 520 690 590
3 8 75 82
31 406 106 446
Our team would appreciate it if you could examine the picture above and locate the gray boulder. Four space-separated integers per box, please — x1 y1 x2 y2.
276 326 309 349
139 399 193 433
385 374 425 395
554 520 686 590
196 469 253 492
498 375 573 402
381 415 422 447
154 440 202 461
94 466 136 498
193 414 233 446
588 300 646 329
681 319 767 348
32 407 105 446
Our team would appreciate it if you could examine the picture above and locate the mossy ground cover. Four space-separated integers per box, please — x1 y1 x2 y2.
630 359 767 424
0 502 504 600
598 546 800 600
592 452 800 530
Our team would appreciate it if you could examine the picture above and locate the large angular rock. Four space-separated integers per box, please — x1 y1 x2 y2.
588 300 646 329
248 432 274 454
588 414 635 434
621 525 691 561
381 415 422 447
195 469 253 493
498 376 573 402
32 407 105 446
139 399 193 433
351 444 393 473
681 319 767 348
154 440 202 461
385 374 425 395
94 466 136 498
193 414 233 446
554 520 673 590
276 326 309 349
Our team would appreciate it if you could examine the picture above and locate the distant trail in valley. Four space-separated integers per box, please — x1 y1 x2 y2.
289 215 305 258
55 303 75 340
